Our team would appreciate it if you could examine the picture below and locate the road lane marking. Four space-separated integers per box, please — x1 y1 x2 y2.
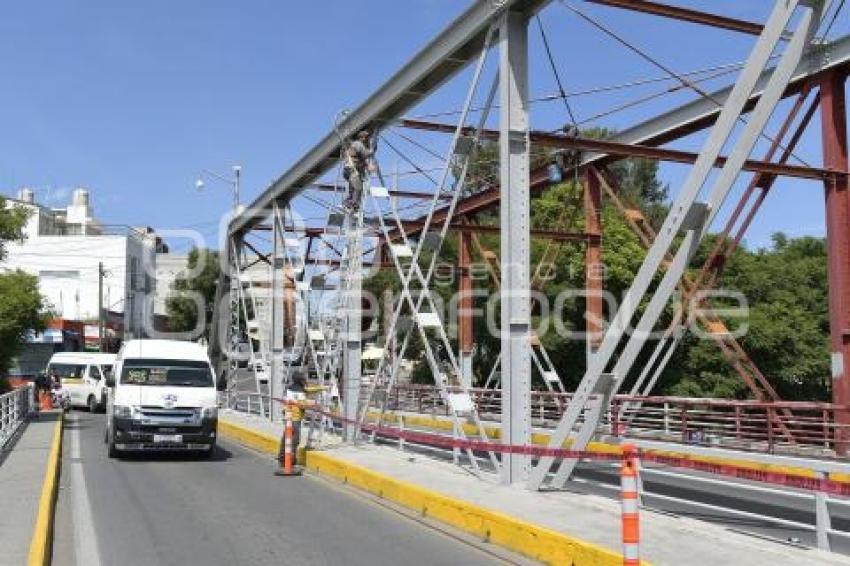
68 414 102 566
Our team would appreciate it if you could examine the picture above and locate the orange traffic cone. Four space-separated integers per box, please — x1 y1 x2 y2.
621 444 640 566
275 406 301 477
39 391 53 411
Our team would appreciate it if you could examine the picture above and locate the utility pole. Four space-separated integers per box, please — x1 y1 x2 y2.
98 261 105 352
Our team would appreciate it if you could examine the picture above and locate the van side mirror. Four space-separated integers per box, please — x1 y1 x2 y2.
105 374 115 388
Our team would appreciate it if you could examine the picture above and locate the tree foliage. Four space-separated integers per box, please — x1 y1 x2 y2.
0 197 50 392
0 271 50 375
362 134 831 402
662 234 829 400
166 248 220 339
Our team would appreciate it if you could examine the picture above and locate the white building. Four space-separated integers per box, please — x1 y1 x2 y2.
152 253 188 317
3 187 157 339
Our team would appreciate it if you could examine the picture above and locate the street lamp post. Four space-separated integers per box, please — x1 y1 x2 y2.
195 165 242 213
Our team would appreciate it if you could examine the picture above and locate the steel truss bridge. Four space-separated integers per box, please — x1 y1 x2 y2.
211 0 850 493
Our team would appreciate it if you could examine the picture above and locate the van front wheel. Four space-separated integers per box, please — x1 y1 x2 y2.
87 395 98 413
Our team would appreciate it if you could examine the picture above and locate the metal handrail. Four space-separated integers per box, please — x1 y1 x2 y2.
376 384 849 456
0 384 35 451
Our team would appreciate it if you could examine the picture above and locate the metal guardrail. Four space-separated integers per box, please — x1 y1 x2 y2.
634 465 850 552
221 387 850 553
381 384 849 457
219 391 276 421
0 384 35 451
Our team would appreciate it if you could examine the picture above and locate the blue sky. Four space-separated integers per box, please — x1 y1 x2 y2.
0 1 846 253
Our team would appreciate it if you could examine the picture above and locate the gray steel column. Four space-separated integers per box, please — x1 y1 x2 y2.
270 202 286 421
499 10 531 485
226 235 244 388
343 214 363 441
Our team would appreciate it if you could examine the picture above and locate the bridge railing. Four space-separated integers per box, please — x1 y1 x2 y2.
219 390 275 420
0 384 35 451
220 384 850 553
218 383 848 456
377 384 847 457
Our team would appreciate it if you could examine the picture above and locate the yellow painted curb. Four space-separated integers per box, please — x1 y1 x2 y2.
220 417 629 566
217 419 306 465
368 411 849 483
27 415 63 566
218 419 279 455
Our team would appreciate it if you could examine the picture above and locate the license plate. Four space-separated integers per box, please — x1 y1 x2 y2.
153 434 182 444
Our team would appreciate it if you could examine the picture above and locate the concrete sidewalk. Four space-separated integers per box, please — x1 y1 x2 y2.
0 411 61 566
221 409 850 566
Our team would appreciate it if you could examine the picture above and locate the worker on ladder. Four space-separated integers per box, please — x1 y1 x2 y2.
343 127 376 211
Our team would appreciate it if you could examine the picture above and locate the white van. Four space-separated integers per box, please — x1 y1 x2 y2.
105 339 218 458
46 352 116 412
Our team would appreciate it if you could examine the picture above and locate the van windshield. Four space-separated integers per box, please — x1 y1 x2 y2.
49 364 86 379
120 358 213 387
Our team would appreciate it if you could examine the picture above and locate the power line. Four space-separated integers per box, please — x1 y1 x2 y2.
535 14 579 130
576 64 744 126
556 0 812 168
401 57 778 122
379 135 441 186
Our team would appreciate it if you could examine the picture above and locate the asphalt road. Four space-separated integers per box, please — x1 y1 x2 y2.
53 411 519 566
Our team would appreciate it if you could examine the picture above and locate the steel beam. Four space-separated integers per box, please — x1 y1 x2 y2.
584 168 603 355
400 118 839 181
394 35 850 234
270 203 286 419
459 230 474 388
585 0 766 36
394 220 596 241
284 264 296 348
229 0 550 238
611 35 850 149
310 183 447 201
530 0 821 490
499 10 532 485
343 213 363 441
821 69 850 455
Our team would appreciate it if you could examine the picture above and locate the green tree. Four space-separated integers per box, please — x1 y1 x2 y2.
0 197 50 392
0 272 50 379
365 128 833 404
662 234 830 400
166 248 220 339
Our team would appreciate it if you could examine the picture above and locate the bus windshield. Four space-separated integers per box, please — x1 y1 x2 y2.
120 358 213 387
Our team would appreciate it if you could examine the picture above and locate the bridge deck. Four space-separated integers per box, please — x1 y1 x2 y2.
52 411 509 566
221 409 850 565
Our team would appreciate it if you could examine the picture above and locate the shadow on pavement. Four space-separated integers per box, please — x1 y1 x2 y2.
115 444 234 463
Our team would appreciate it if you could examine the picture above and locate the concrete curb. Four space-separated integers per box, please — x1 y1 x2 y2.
27 414 63 566
219 417 626 566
